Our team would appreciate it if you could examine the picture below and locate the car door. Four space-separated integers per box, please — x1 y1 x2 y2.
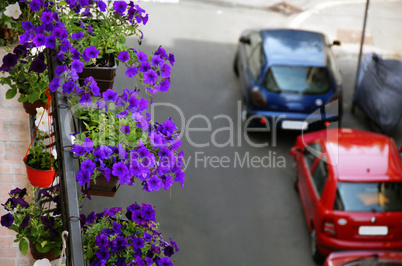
300 143 329 226
238 31 263 102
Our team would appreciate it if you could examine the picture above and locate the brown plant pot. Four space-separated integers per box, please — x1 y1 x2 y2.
29 241 59 261
86 175 120 197
78 62 117 93
22 100 46 116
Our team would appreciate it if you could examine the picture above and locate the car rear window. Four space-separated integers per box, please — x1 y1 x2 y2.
264 66 330 94
334 182 402 212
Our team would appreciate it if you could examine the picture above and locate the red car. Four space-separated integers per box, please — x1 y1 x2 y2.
290 128 402 262
324 251 402 266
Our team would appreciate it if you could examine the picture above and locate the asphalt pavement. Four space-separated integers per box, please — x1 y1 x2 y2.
82 1 402 265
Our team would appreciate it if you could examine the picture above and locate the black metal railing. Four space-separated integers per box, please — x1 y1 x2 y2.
47 50 85 265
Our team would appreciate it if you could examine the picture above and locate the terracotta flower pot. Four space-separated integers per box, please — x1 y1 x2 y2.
86 175 120 197
29 241 59 261
22 100 46 116
24 158 55 188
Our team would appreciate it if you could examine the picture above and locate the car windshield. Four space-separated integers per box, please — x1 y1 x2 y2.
264 66 330 94
334 182 402 212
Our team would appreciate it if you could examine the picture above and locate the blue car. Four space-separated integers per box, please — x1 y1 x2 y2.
234 29 343 131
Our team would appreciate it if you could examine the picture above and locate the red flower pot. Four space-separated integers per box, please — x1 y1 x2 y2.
24 160 55 188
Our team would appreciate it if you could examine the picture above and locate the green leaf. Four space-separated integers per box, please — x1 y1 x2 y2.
35 242 52 254
19 238 28 256
105 49 115 54
5 88 17 99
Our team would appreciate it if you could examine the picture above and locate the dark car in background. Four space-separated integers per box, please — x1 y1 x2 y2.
234 29 343 131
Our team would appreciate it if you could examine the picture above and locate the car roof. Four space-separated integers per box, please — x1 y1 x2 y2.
260 29 327 67
323 129 402 182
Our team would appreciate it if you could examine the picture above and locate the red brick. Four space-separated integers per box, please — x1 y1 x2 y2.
0 174 14 183
0 142 4 155
0 155 25 166
0 184 15 199
0 258 16 266
11 110 29 120
14 175 28 184
17 258 33 266
0 247 17 258
0 131 11 141
4 142 29 156
0 164 11 174
0 110 11 118
0 236 17 247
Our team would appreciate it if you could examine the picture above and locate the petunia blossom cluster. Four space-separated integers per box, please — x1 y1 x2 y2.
81 204 178 266
0 186 63 257
70 87 185 192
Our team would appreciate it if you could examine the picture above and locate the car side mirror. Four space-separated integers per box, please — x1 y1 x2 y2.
239 36 251 45
290 146 301 157
332 40 341 46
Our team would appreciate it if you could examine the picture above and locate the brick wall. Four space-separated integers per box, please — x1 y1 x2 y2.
0 47 35 265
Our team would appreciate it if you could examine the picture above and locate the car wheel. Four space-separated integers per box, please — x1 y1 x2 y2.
233 52 239 77
310 228 324 263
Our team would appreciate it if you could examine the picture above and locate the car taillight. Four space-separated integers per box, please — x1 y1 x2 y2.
323 219 336 237
251 87 267 106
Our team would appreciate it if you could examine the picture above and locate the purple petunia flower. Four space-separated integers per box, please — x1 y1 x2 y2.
1 213 14 227
146 175 162 192
113 1 127 16
159 79 171 92
137 51 147 62
118 51 129 63
100 145 113 159
158 119 176 136
20 215 30 229
1 53 18 70
168 53 175 66
138 98 148 112
97 0 107 12
40 10 53 24
60 39 71 52
133 237 145 249
87 24 93 35
95 248 110 262
62 80 76 94
80 158 96 174
143 232 152 242
71 144 86 156
93 149 106 161
29 0 42 11
112 221 121 234
112 162 128 178
33 33 46 47
45 35 56 49
174 170 185 188
125 66 138 78
160 64 171 78
115 110 128 119
141 203 156 221
161 175 173 190
71 59 84 73
158 257 173 266
71 31 84 40
138 61 151 73
156 46 168 59
22 21 34 32
164 246 174 257
49 77 60 92
95 235 109 248
144 70 158 85
71 48 81 60
79 93 91 104
53 26 68 40
142 14 149 25
120 125 130 135
55 65 66 76
151 55 163 67
82 46 99 63
103 89 118 101
31 59 46 73
83 137 93 153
